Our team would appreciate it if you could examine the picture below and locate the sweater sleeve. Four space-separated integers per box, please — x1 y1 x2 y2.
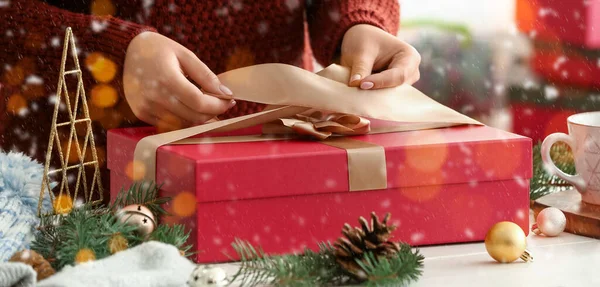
0 0 156 165
306 0 400 66
0 0 156 66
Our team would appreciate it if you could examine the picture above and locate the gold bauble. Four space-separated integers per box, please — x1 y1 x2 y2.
75 248 96 264
118 204 156 236
485 221 533 263
108 233 129 254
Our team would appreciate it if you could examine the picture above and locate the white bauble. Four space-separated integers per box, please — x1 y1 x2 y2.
534 207 566 237
187 265 228 287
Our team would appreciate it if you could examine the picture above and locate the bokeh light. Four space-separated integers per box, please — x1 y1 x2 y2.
125 160 146 181
172 191 197 217
85 52 117 83
53 194 74 214
226 47 255 71
404 131 449 173
91 0 116 16
6 94 27 115
91 84 118 108
61 140 82 164
3 66 25 86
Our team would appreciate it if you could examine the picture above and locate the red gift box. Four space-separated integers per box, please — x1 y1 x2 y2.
516 0 600 48
510 102 575 142
530 42 600 89
107 125 531 263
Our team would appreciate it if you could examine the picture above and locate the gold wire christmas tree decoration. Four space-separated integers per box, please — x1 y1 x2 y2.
38 27 103 216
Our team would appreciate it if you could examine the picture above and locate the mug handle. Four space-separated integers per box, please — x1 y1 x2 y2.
541 133 586 192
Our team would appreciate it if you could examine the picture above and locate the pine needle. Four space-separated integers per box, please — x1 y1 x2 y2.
149 224 194 256
229 239 422 287
357 244 424 287
530 142 576 200
110 181 170 216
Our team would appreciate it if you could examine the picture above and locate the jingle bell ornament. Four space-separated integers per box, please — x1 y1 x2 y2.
485 221 533 263
532 207 566 237
187 265 228 287
117 204 156 236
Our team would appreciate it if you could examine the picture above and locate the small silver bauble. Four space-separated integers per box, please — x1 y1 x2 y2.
532 207 566 237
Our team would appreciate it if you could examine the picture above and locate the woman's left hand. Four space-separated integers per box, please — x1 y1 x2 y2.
341 24 421 90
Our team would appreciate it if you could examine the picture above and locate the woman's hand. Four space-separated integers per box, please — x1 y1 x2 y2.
123 32 235 130
341 24 421 90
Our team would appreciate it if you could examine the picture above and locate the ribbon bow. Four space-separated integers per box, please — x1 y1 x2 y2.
263 111 371 140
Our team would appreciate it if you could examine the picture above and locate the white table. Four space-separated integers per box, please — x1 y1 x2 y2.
217 211 600 286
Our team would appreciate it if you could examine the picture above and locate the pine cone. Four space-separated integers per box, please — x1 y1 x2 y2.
334 212 401 281
9 250 56 281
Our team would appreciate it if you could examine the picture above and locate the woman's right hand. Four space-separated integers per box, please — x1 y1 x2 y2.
123 32 235 130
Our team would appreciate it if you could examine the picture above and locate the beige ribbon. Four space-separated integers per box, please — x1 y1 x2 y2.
134 64 481 190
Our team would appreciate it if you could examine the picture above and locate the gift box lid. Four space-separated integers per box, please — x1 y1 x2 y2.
107 125 532 203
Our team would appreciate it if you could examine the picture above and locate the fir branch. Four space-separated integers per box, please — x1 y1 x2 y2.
32 214 66 269
357 244 424 287
32 205 144 269
230 240 380 287
149 224 194 256
530 142 576 200
110 181 170 216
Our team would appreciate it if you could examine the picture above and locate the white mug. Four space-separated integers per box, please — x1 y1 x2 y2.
542 111 600 205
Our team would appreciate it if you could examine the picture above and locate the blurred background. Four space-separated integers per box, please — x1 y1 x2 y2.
395 0 600 143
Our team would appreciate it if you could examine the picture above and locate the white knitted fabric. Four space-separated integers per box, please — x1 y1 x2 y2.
37 241 196 287
0 262 36 287
0 151 53 262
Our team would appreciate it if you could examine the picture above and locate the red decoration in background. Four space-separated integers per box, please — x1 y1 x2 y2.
516 0 600 49
510 102 575 143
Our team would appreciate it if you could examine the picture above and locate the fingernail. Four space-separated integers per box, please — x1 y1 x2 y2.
360 81 374 90
228 100 236 108
350 74 361 83
220 84 233 96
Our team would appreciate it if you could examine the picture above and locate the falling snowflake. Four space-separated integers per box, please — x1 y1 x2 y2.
529 30 537 39
285 0 300 11
380 199 391 208
494 84 505 96
544 85 559 101
513 176 527 188
213 237 223 245
329 10 340 22
215 6 228 17
516 209 526 220
51 36 60 47
18 108 29 117
25 75 43 85
226 182 236 191
5 29 13 37
553 56 567 70
538 7 558 17
226 206 236 215
168 2 177 12
230 0 243 11
91 20 109 33
257 21 269 35
464 228 474 238
325 179 336 188
410 232 424 242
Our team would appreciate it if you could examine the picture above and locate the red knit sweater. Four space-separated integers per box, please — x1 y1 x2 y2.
0 0 399 198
